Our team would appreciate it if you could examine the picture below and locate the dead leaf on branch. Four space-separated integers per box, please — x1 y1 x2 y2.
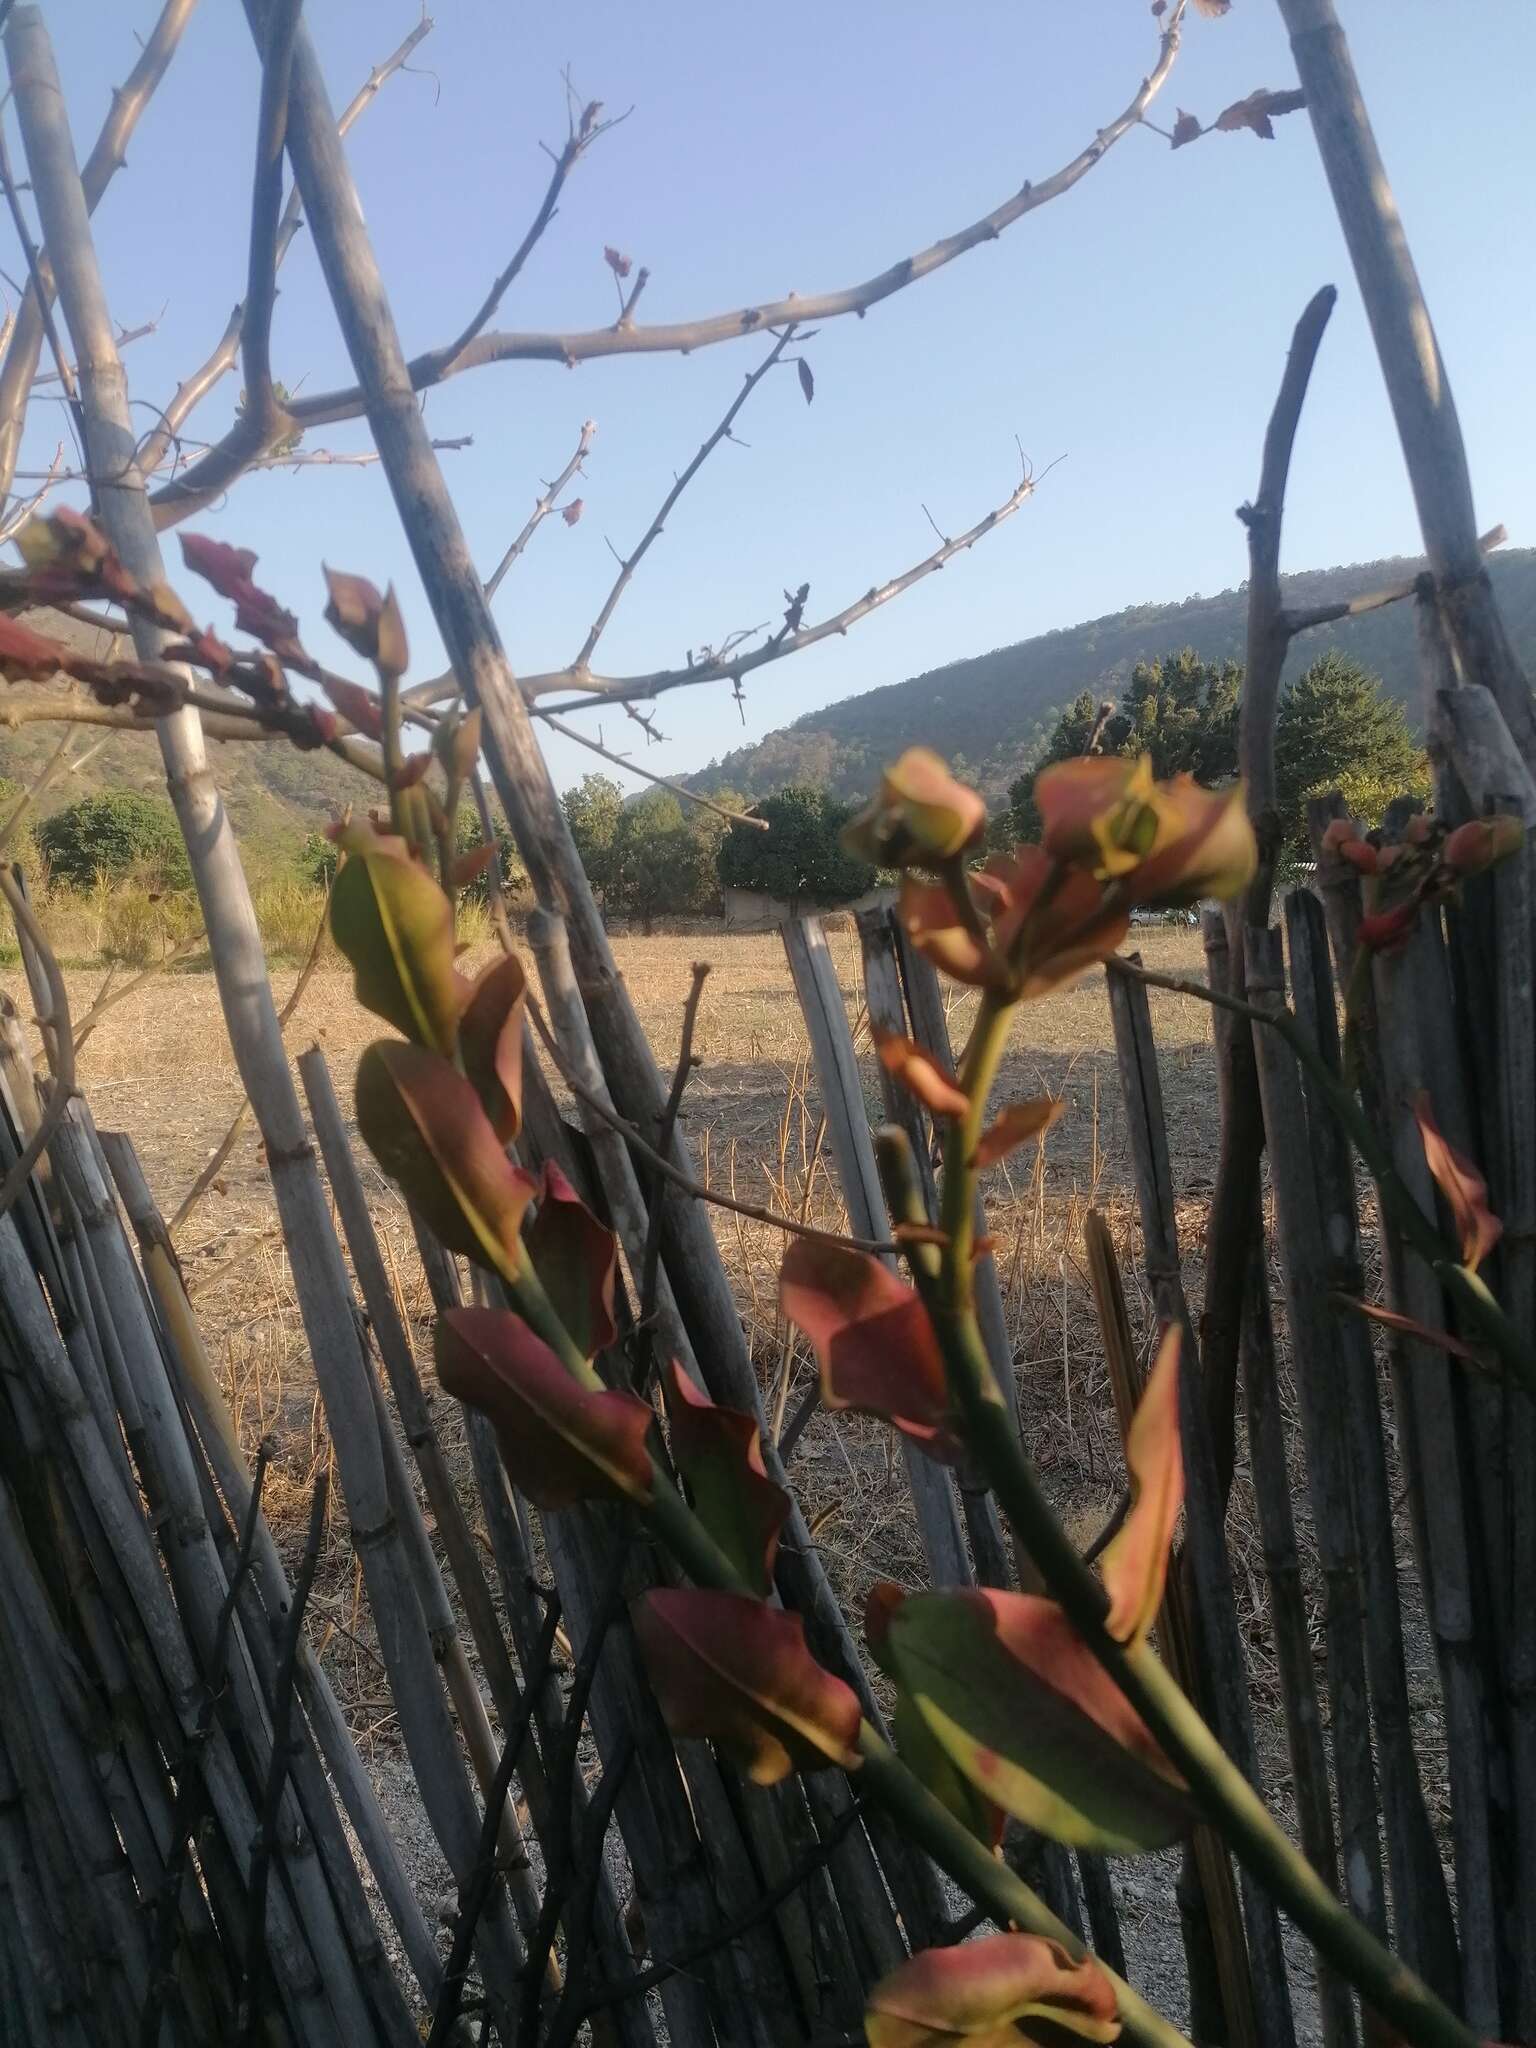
1170 110 1203 148
603 244 632 278
1214 87 1307 138
1193 0 1231 16
797 357 815 405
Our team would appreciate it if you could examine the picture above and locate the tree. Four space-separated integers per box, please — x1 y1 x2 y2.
1272 649 1428 852
561 774 625 902
605 790 712 933
1009 649 1427 858
716 785 877 907
37 789 192 892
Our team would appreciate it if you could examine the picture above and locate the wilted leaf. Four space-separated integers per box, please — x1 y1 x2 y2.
633 1588 862 1783
331 833 461 1054
603 245 632 278
1193 0 1230 15
523 1161 619 1360
456 951 527 1141
971 1097 1063 1169
874 1027 969 1118
1100 1323 1182 1643
561 497 585 527
436 1306 653 1509
1213 87 1306 139
1171 109 1203 148
1414 1094 1502 1272
780 1241 961 1462
882 1589 1189 1853
356 1040 537 1273
798 357 815 405
664 1362 790 1593
865 1933 1120 2048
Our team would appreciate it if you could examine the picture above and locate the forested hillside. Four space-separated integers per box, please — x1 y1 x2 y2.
685 548 1536 805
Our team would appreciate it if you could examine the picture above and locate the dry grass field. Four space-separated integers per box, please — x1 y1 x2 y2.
9 923 1226 1630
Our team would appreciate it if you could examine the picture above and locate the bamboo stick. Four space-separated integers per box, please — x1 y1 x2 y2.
782 912 971 1588
1246 926 1385 1950
1282 889 1460 2004
1107 962 1295 2048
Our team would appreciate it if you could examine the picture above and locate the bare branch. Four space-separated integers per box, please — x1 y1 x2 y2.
137 7 434 483
0 0 197 501
0 859 75 1216
572 326 796 672
1280 526 1506 635
637 961 711 1347
0 713 71 856
483 417 594 601
532 460 1038 710
242 0 305 418
534 706 769 827
0 108 83 460
1237 283 1336 920
148 6 1185 525
72 923 207 1055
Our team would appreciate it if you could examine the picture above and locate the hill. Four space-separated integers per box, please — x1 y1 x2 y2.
683 549 1536 807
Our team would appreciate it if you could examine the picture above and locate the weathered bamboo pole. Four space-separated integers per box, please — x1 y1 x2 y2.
1107 963 1294 2048
1275 0 1535 761
783 912 971 1587
1282 889 1460 2004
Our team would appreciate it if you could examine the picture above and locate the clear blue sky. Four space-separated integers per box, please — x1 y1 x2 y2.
25 2 1536 796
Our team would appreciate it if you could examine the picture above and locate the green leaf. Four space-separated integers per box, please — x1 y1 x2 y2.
664 1361 789 1595
435 1307 653 1510
633 1588 862 1785
866 1584 1001 1847
865 1932 1121 2048
355 1040 536 1274
523 1162 618 1360
331 830 461 1054
883 1590 1189 1855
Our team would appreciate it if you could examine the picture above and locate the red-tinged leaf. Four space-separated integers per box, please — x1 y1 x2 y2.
323 567 386 661
0 612 71 679
900 877 1000 989
867 1584 1003 1849
632 1588 861 1784
1444 816 1525 876
455 950 526 1141
179 533 260 600
847 748 988 867
1339 838 1380 876
1357 901 1418 953
524 1161 618 1360
980 847 1132 998
561 497 584 527
664 1361 789 1595
780 1240 961 1463
449 706 483 786
146 581 194 634
356 1040 537 1274
971 1097 1063 1170
1100 1323 1183 1644
865 1933 1120 2048
1213 87 1306 140
874 1026 969 1118
1334 1296 1491 1370
1171 109 1202 148
435 1306 653 1509
451 843 497 888
603 245 632 278
390 751 432 791
882 1589 1189 1853
1414 1094 1502 1272
797 357 815 406
319 672 384 740
330 830 461 1054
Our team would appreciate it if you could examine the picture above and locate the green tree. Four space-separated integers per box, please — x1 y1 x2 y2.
606 790 712 933
1008 650 1426 860
562 773 625 901
716 785 876 907
38 789 192 892
1272 650 1428 853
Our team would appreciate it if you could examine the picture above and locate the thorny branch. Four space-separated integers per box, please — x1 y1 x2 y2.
139 8 434 491
526 990 896 1257
0 0 198 505
146 5 1185 523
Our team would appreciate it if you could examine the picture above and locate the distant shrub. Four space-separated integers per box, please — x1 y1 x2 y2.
37 789 192 893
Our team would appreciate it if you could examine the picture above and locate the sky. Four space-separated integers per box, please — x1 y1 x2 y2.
20 1 1536 798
